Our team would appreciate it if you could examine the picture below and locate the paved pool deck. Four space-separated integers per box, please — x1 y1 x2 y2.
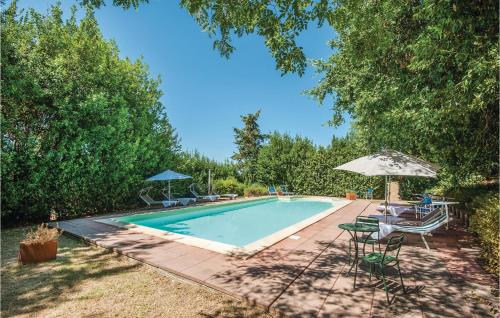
55 199 495 317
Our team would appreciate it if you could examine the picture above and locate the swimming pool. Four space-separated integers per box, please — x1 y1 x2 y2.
99 197 350 256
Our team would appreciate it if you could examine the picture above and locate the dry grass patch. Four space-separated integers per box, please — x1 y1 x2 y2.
1 227 273 318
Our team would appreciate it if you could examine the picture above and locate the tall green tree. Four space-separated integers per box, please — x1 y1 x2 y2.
232 110 266 183
1 2 180 225
255 132 315 188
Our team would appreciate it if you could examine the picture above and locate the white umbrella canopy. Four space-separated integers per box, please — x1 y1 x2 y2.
334 150 439 221
334 150 438 178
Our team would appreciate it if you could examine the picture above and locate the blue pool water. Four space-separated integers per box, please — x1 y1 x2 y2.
117 198 334 247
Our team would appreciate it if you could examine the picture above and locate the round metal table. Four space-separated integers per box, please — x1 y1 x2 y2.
338 223 379 288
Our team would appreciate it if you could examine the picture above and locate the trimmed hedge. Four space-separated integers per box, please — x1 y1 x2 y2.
469 192 499 275
212 177 244 196
243 184 268 197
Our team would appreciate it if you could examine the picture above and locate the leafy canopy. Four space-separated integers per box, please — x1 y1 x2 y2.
309 0 499 180
1 2 180 224
82 0 498 182
81 0 333 75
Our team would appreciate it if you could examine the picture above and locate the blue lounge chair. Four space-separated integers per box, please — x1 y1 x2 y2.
414 193 433 217
268 185 278 195
366 188 374 200
279 185 294 196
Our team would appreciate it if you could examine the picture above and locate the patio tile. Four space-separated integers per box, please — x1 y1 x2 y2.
54 200 490 318
270 240 350 317
317 267 375 318
181 254 236 281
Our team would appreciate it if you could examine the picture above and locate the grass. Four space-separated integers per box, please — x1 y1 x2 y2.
1 227 274 318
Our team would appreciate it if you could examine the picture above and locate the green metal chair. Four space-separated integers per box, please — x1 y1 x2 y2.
348 216 381 265
362 234 406 304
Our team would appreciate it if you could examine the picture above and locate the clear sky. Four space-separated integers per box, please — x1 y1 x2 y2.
15 0 350 161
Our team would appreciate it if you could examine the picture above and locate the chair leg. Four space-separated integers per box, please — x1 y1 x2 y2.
397 263 405 293
421 233 430 250
368 263 373 281
348 240 352 265
381 267 391 304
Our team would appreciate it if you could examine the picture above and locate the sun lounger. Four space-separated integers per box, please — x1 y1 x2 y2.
215 193 238 200
372 208 448 249
139 188 178 208
189 184 219 202
279 185 294 196
173 196 196 206
161 188 196 206
268 185 278 195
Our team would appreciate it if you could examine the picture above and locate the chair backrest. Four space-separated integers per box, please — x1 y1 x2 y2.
422 194 432 205
367 188 374 194
268 185 276 193
355 216 380 228
190 189 200 197
139 187 155 203
382 234 405 263
421 207 444 224
421 212 447 229
188 184 201 197
394 212 448 234
280 185 287 192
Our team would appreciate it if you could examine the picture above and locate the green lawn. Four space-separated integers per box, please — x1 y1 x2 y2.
1 227 273 318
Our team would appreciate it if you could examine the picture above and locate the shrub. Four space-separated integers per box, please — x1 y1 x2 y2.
398 177 438 200
468 191 499 275
1 4 180 226
22 224 61 244
212 177 244 195
243 184 268 197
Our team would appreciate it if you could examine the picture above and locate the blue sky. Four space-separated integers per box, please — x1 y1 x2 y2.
15 0 350 161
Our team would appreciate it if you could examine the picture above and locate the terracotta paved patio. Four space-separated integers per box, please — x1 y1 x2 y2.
55 199 494 317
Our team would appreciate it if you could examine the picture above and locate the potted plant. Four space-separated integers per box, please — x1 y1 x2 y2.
346 191 357 200
18 224 62 264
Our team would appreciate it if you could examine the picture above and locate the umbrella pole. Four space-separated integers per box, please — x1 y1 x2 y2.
208 169 211 194
168 180 171 201
384 175 388 223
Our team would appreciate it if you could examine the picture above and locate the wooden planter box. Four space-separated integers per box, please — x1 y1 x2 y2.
346 192 357 200
18 240 58 264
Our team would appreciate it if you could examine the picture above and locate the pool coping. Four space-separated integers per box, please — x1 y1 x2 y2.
95 196 352 257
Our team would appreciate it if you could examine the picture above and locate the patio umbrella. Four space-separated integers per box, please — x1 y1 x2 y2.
334 150 439 221
146 170 192 200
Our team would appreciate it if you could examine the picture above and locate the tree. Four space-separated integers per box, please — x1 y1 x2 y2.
292 135 381 197
232 110 266 183
1 2 180 225
89 0 499 183
255 132 315 188
83 0 332 75
308 0 499 182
